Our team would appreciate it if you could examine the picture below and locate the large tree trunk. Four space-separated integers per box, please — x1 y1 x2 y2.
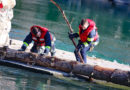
0 46 130 87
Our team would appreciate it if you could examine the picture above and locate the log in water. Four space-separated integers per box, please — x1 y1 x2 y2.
0 46 130 87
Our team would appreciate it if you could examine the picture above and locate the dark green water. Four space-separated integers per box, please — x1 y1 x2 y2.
3 0 129 89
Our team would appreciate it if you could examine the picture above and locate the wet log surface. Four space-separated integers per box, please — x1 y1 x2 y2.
0 46 130 87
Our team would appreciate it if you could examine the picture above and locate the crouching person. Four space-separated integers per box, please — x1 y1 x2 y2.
19 25 56 56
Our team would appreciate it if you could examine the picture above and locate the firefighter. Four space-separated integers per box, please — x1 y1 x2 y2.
69 19 99 63
19 25 56 56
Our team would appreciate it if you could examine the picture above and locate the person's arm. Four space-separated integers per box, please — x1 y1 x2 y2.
20 32 33 51
44 31 51 48
44 31 51 54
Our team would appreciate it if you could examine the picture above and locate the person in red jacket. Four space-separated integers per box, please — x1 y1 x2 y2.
69 19 99 63
19 25 56 56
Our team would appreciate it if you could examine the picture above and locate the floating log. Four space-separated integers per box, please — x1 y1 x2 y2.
0 46 130 87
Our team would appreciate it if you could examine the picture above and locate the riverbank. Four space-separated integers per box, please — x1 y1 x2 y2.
9 39 130 71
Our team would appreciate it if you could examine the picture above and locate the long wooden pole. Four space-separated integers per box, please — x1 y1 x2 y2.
50 0 84 63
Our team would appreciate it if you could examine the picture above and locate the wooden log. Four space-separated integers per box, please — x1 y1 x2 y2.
72 64 94 77
0 46 130 87
110 69 129 86
93 65 115 82
53 59 72 72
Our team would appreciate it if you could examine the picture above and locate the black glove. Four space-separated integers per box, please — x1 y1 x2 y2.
68 32 79 39
68 32 74 39
18 45 26 51
44 48 50 55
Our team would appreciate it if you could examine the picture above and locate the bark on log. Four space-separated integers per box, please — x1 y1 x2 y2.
0 46 130 86
72 64 94 76
110 69 129 86
93 65 115 81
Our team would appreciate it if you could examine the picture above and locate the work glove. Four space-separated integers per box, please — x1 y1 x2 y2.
38 46 44 54
68 32 79 39
43 48 50 55
68 32 74 39
18 45 26 51
89 45 94 52
51 51 56 56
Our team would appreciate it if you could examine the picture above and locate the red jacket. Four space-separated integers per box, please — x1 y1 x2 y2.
79 19 98 42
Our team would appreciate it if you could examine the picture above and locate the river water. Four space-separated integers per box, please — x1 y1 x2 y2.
1 0 130 89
